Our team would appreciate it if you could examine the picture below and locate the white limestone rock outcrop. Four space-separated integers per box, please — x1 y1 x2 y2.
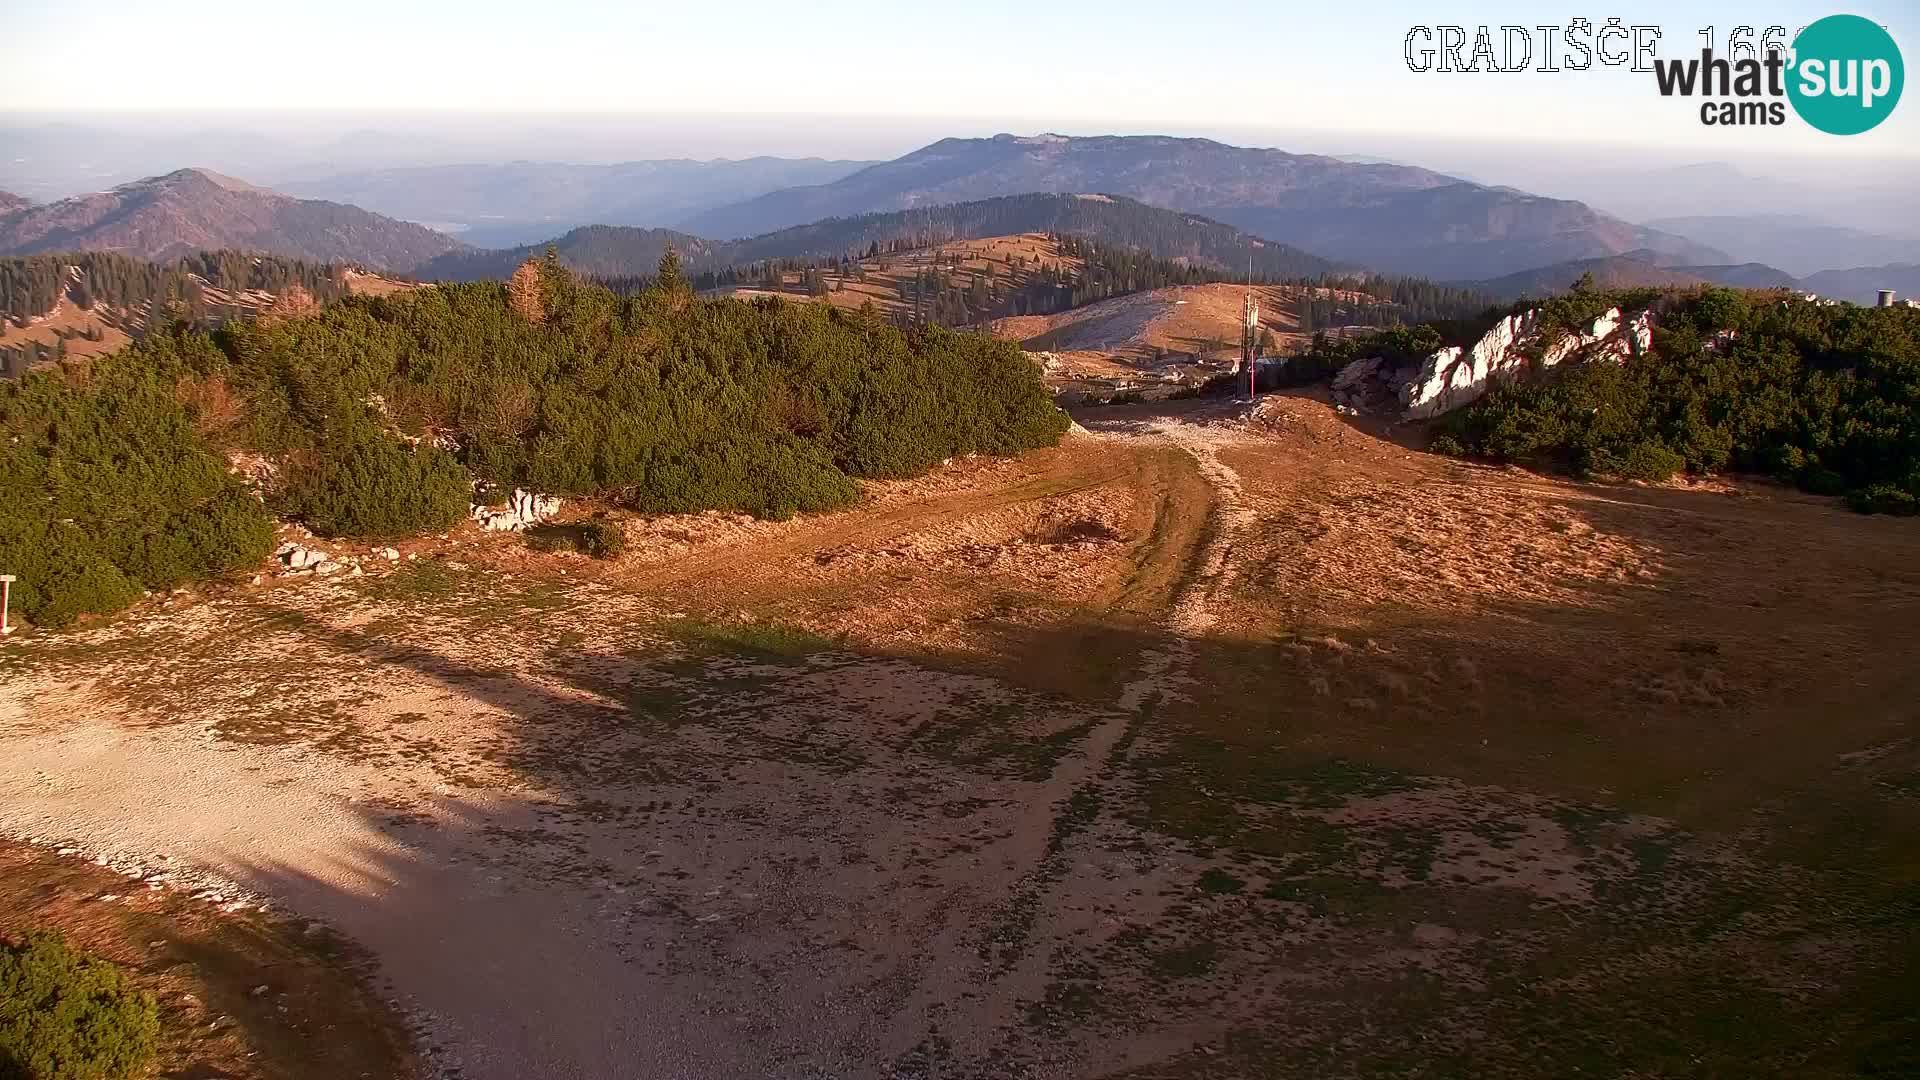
1401 307 1626 420
471 488 562 532
1333 306 1657 422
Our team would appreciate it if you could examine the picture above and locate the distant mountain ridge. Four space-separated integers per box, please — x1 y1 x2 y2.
0 190 30 215
1799 264 1920 306
419 225 719 282
1645 214 1919 277
720 193 1346 278
1467 252 1800 300
419 193 1347 283
281 156 878 248
0 169 465 272
679 133 1726 280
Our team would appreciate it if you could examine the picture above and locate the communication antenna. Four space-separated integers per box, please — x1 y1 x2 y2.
1243 253 1260 400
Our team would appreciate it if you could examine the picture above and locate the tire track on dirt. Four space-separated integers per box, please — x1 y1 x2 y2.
891 410 1257 1072
1092 411 1255 711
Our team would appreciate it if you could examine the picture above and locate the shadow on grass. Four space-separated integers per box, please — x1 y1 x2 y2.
201 556 1920 1079
13 455 1920 1079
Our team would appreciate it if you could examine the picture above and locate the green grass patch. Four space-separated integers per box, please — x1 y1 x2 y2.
1197 869 1246 895
666 616 835 658
1151 939 1221 979
354 560 464 604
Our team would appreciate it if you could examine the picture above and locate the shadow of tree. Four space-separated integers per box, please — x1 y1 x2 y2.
7 435 1920 1078
201 554 1920 1078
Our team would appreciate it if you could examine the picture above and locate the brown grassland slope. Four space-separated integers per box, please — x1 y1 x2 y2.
2 269 413 375
0 393 1915 1078
722 231 1390 365
996 283 1387 363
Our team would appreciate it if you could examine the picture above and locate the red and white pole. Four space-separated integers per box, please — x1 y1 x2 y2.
0 575 13 636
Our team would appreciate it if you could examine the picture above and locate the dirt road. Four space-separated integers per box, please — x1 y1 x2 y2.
3 394 1916 1078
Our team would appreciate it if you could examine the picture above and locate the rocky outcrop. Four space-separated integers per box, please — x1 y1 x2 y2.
1333 306 1657 422
1329 355 1397 415
276 543 328 571
471 489 562 532
272 541 400 580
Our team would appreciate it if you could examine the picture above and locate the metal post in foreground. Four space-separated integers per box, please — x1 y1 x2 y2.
0 575 14 636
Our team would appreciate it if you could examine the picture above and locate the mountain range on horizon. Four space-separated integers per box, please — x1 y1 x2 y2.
414 193 1349 285
672 133 1730 281
1 133 1912 305
1464 252 1802 302
1642 214 1920 279
279 156 879 249
0 168 463 272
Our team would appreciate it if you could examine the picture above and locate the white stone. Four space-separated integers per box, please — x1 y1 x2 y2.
468 487 563 532
1399 307 1638 420
277 545 328 570
1331 355 1385 393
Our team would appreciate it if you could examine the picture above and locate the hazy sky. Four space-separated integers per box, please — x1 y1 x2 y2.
5 1 1915 159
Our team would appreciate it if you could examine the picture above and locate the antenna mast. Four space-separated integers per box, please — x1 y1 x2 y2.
1243 255 1259 400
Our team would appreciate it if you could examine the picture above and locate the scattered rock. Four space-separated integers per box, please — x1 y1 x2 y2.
275 543 329 571
471 488 562 532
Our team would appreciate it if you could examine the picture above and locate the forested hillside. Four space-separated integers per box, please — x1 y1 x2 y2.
716 193 1346 278
416 225 720 282
1 251 349 377
683 233 1248 327
0 251 343 323
683 232 1491 331
0 255 1068 627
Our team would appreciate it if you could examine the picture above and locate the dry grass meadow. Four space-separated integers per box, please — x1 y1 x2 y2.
2 390 1916 1078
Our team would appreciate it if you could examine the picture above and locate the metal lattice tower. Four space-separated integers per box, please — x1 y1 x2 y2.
1243 289 1260 397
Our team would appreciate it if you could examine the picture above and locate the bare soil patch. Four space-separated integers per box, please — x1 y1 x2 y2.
2 393 1916 1078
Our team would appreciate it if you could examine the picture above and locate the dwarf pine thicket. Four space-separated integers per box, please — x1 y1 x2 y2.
1435 288 1920 511
0 931 161 1080
7 263 1915 631
0 257 1069 627
1275 285 1920 510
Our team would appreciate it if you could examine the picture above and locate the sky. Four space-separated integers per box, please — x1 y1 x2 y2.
3 1 1915 159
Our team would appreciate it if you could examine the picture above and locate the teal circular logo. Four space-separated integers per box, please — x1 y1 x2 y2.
1788 15 1904 135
